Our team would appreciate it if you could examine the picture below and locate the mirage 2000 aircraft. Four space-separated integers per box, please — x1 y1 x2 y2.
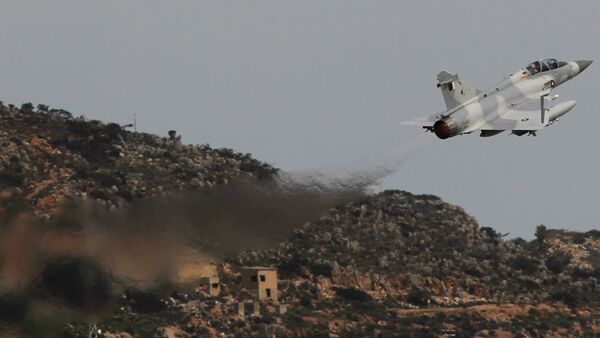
404 59 592 139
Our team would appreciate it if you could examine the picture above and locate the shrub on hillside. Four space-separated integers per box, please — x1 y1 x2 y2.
333 287 372 302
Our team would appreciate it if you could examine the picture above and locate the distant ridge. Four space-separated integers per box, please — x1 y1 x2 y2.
0 102 277 216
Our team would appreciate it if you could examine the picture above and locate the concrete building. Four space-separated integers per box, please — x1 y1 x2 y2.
237 300 260 317
240 267 278 301
198 276 220 297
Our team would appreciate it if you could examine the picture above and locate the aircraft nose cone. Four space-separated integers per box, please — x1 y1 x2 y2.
575 60 593 73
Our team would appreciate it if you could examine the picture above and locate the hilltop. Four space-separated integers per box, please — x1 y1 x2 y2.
0 102 277 218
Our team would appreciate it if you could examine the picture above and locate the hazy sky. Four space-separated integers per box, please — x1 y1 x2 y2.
0 1 598 238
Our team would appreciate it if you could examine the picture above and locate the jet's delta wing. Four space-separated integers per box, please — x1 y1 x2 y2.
480 99 577 132
404 58 592 139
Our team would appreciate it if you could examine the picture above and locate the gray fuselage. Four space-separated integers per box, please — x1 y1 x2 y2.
433 61 582 139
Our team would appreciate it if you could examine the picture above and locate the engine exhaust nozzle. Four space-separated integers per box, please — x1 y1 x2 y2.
433 118 458 139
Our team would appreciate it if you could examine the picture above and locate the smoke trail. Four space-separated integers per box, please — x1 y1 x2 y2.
289 133 435 193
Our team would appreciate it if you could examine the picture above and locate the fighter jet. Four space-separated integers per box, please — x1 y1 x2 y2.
404 59 592 139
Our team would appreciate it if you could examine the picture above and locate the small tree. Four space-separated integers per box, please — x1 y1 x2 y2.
168 130 181 142
535 225 547 245
37 104 49 112
20 102 34 112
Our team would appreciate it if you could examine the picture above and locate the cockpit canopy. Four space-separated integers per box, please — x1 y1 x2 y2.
526 58 568 75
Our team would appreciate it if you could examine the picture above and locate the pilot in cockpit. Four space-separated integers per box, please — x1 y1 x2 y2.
527 61 541 75
546 58 559 70
528 59 562 75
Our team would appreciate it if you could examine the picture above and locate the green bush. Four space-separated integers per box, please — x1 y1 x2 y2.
545 253 571 274
510 256 539 274
406 288 431 306
549 286 584 307
333 287 373 302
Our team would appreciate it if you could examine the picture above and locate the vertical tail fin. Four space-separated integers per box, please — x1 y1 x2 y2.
437 71 480 110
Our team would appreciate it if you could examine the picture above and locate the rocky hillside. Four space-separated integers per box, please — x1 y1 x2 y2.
239 191 600 308
86 192 598 337
0 102 277 217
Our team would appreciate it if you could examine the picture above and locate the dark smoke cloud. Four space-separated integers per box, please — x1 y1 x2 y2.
0 172 375 335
